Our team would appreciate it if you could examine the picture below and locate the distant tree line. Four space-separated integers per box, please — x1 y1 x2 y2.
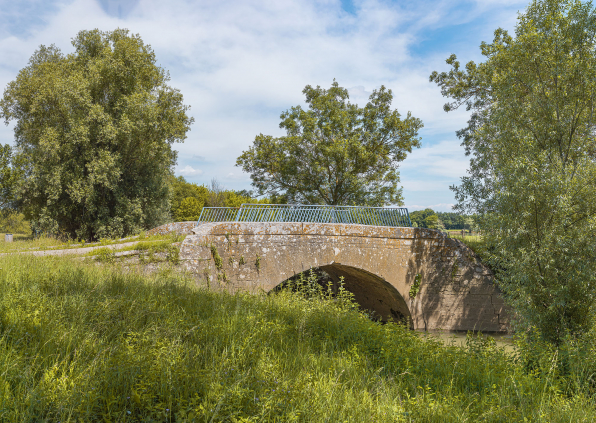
409 208 476 231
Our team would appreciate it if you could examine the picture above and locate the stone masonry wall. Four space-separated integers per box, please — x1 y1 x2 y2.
146 221 198 236
180 222 509 333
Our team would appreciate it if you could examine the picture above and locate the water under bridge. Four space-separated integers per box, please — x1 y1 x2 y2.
175 204 508 333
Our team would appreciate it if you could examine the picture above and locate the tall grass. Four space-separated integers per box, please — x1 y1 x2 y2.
0 255 595 422
0 232 185 255
0 233 72 253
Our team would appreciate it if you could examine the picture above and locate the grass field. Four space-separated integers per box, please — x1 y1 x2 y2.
0 232 185 255
1 246 596 421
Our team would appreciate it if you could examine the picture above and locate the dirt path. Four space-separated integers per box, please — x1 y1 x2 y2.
0 241 139 257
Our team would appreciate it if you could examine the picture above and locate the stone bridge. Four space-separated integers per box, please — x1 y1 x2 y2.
180 222 509 332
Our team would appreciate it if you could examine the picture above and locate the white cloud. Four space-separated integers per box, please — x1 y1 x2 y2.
0 0 528 207
177 165 203 176
400 139 469 180
225 172 248 181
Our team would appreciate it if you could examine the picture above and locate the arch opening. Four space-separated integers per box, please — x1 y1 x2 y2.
274 263 413 328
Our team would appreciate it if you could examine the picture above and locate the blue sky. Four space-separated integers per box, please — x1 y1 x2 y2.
0 0 529 211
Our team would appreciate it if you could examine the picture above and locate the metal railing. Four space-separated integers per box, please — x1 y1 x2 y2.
198 204 411 227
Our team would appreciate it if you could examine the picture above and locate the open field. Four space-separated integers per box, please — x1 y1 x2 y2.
1 236 596 421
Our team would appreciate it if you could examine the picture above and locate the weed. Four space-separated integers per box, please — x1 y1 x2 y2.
166 245 180 264
203 267 211 288
409 273 421 298
94 247 116 263
451 260 459 280
239 255 246 265
255 254 261 272
210 244 223 270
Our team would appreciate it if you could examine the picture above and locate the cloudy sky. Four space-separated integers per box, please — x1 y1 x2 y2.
0 0 529 211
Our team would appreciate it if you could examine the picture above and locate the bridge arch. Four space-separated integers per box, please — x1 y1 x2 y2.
180 222 509 332
274 263 413 326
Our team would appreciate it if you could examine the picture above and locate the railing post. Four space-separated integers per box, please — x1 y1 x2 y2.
234 206 243 222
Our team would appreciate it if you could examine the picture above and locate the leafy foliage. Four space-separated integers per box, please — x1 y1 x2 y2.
0 211 30 235
0 29 193 240
237 80 423 206
170 176 210 215
0 144 16 211
410 209 444 229
169 177 272 222
174 197 204 222
431 0 596 343
410 209 476 231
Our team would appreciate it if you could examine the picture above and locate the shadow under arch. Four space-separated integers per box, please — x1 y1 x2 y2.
273 263 413 328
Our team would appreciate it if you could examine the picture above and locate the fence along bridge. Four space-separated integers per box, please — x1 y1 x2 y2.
180 204 508 332
197 203 412 227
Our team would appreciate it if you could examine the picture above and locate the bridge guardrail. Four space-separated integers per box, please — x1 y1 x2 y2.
198 204 411 227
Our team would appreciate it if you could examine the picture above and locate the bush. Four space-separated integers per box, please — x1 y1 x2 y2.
0 211 30 234
174 197 204 221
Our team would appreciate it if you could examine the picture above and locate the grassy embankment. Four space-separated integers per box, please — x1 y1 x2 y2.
0 232 185 255
1 235 596 421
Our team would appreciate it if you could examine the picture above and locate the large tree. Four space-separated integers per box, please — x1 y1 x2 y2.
0 144 16 211
236 81 423 206
431 0 596 343
0 29 193 240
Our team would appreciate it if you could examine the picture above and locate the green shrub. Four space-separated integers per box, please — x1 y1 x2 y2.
0 211 30 234
174 197 204 221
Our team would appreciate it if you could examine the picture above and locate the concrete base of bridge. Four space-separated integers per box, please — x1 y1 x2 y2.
180 222 510 333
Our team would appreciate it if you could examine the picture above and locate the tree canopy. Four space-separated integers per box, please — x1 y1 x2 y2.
409 209 442 229
0 29 193 240
431 0 596 343
236 81 423 206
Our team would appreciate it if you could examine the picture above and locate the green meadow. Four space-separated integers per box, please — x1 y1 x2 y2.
1 239 596 422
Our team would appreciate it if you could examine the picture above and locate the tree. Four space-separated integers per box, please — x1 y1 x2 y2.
170 176 210 218
431 0 596 343
169 177 270 222
0 144 16 210
0 144 26 234
175 197 204 222
409 208 438 228
0 29 193 240
236 81 423 206
0 212 30 235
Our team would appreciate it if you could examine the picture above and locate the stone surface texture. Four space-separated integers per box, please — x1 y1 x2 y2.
146 221 197 236
180 222 509 333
